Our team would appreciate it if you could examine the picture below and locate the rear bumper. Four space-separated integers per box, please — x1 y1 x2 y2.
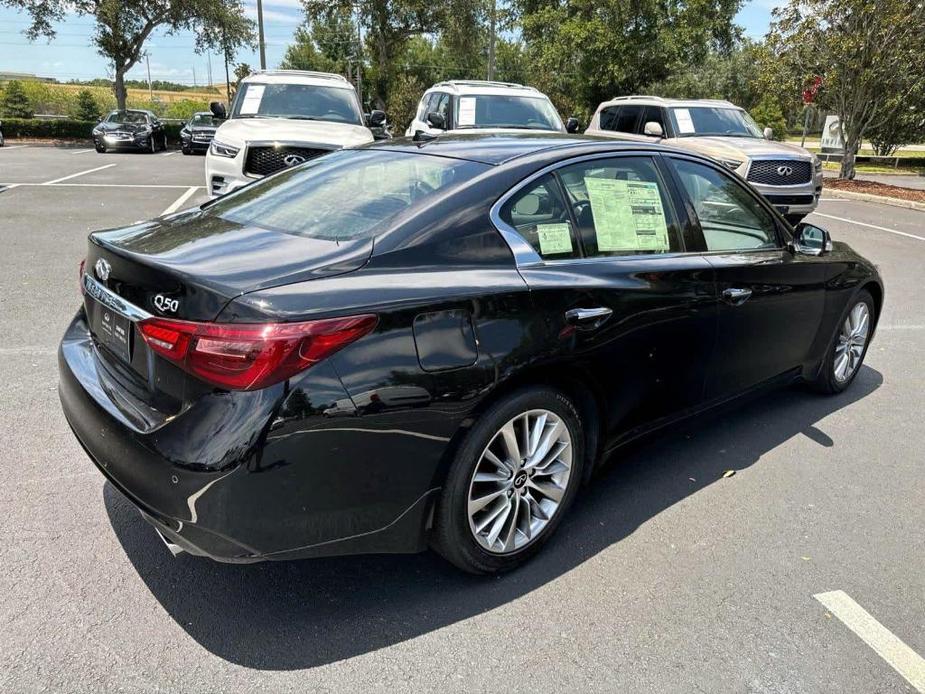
58 310 439 562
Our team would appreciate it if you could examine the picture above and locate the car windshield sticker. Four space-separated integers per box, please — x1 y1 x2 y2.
457 97 477 126
536 223 573 255
240 85 266 115
674 108 696 134
584 178 670 252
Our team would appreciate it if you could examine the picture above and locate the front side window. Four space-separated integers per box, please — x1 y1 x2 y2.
206 150 487 241
670 158 779 251
499 174 579 259
557 157 681 257
232 83 363 125
641 106 666 135
668 107 763 138
454 95 563 131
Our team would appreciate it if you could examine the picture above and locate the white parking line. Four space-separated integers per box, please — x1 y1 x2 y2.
70 148 95 155
161 151 176 157
160 186 200 216
0 144 28 151
42 163 117 185
0 182 201 190
815 590 925 692
813 212 925 242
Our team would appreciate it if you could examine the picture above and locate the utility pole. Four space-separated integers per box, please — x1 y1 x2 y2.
487 0 496 81
193 65 197 88
224 51 231 103
256 0 267 69
207 52 213 89
145 52 153 100
355 3 363 103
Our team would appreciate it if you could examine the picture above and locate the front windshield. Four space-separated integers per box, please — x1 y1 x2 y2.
231 83 363 125
669 107 763 138
205 149 487 241
454 95 563 131
107 111 147 124
191 114 221 127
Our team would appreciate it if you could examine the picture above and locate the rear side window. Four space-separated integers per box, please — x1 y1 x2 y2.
557 157 682 257
499 173 580 260
206 150 487 241
602 105 642 133
670 158 779 251
598 106 620 131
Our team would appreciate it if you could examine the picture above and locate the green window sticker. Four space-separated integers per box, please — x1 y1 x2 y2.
585 178 670 252
536 223 573 256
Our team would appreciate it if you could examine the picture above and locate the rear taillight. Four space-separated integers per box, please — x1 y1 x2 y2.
78 259 86 295
138 314 377 391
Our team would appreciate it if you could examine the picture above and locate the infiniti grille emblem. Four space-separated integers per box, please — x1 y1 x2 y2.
776 165 794 177
94 258 111 281
283 153 307 167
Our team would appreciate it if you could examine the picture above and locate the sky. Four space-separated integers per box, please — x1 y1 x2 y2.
0 0 781 87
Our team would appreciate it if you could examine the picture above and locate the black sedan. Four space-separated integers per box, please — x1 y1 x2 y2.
179 111 222 155
92 109 167 153
59 135 882 574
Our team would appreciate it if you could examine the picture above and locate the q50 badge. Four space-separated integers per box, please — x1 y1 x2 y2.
153 294 180 314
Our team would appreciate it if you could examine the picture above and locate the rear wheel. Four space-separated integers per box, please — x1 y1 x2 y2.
809 290 874 394
432 386 585 574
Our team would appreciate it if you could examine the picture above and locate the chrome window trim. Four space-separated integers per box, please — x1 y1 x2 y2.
489 150 680 267
82 274 153 322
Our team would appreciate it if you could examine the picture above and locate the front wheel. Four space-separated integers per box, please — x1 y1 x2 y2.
431 386 585 574
809 290 875 394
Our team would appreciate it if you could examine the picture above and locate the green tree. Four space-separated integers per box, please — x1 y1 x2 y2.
865 85 925 156
651 42 761 109
764 0 925 179
2 0 256 110
749 96 787 140
72 88 101 120
0 80 33 118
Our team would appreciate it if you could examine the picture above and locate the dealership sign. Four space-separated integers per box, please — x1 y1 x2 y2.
820 115 844 151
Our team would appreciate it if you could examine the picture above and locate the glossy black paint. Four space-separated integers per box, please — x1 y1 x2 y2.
179 112 219 154
92 110 167 152
58 135 884 563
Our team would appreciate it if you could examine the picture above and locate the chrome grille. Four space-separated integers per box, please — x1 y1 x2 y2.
244 146 330 177
747 159 812 185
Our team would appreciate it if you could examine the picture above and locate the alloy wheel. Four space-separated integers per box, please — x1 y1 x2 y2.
834 301 870 382
467 409 573 554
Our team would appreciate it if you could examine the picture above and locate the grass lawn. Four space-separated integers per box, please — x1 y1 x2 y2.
821 161 925 175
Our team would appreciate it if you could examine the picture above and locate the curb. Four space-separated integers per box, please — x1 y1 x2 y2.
824 188 925 212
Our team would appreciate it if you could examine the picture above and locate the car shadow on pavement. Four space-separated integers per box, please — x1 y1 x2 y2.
105 366 882 670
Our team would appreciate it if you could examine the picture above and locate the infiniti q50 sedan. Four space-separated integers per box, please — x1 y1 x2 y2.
59 134 882 574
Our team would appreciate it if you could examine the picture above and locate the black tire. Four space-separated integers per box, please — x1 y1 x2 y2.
96 143 106 153
809 289 875 394
181 146 191 155
149 137 156 154
431 386 586 574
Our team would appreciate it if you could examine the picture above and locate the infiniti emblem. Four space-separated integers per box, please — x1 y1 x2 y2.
513 472 528 488
283 153 307 167
776 165 794 177
94 258 111 281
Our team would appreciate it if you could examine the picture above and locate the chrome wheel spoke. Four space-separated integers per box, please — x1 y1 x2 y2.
468 408 573 554
833 301 870 383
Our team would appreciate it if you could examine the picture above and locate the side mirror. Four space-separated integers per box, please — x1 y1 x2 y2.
425 111 446 130
565 117 580 133
793 222 832 256
368 109 387 128
643 121 663 137
763 126 774 140
210 101 227 120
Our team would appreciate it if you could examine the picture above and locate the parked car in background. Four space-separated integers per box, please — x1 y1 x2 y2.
0 119 4 147
180 112 222 155
405 80 580 137
60 134 882 575
585 96 823 223
205 69 383 197
92 109 167 154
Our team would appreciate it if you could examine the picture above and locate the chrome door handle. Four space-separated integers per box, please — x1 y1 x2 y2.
722 287 753 306
565 307 613 329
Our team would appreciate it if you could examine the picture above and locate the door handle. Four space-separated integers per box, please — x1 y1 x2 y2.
722 287 753 306
565 307 613 330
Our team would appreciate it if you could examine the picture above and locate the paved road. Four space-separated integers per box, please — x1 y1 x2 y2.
1 146 923 693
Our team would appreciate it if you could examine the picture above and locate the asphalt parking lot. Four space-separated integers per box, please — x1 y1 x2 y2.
1 145 923 692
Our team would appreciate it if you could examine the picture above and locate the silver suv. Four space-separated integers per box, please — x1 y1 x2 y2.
585 96 823 222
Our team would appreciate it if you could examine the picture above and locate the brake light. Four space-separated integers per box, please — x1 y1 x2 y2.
79 259 86 295
138 314 377 391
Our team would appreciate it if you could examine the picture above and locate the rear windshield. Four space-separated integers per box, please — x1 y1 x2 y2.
204 149 488 240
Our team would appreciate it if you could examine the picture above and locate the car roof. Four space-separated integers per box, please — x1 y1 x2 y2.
597 96 740 110
242 69 355 90
426 80 547 98
369 132 679 166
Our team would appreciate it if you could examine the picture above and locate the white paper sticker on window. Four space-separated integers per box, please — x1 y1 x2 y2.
584 177 670 252
674 108 695 134
457 97 477 126
536 223 573 256
240 85 266 115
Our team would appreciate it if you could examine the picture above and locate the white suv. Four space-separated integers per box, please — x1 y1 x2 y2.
206 70 383 197
585 96 823 222
405 80 578 137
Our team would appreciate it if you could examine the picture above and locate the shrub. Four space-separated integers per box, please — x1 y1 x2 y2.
1 80 34 118
73 89 102 121
749 96 788 141
0 117 185 144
